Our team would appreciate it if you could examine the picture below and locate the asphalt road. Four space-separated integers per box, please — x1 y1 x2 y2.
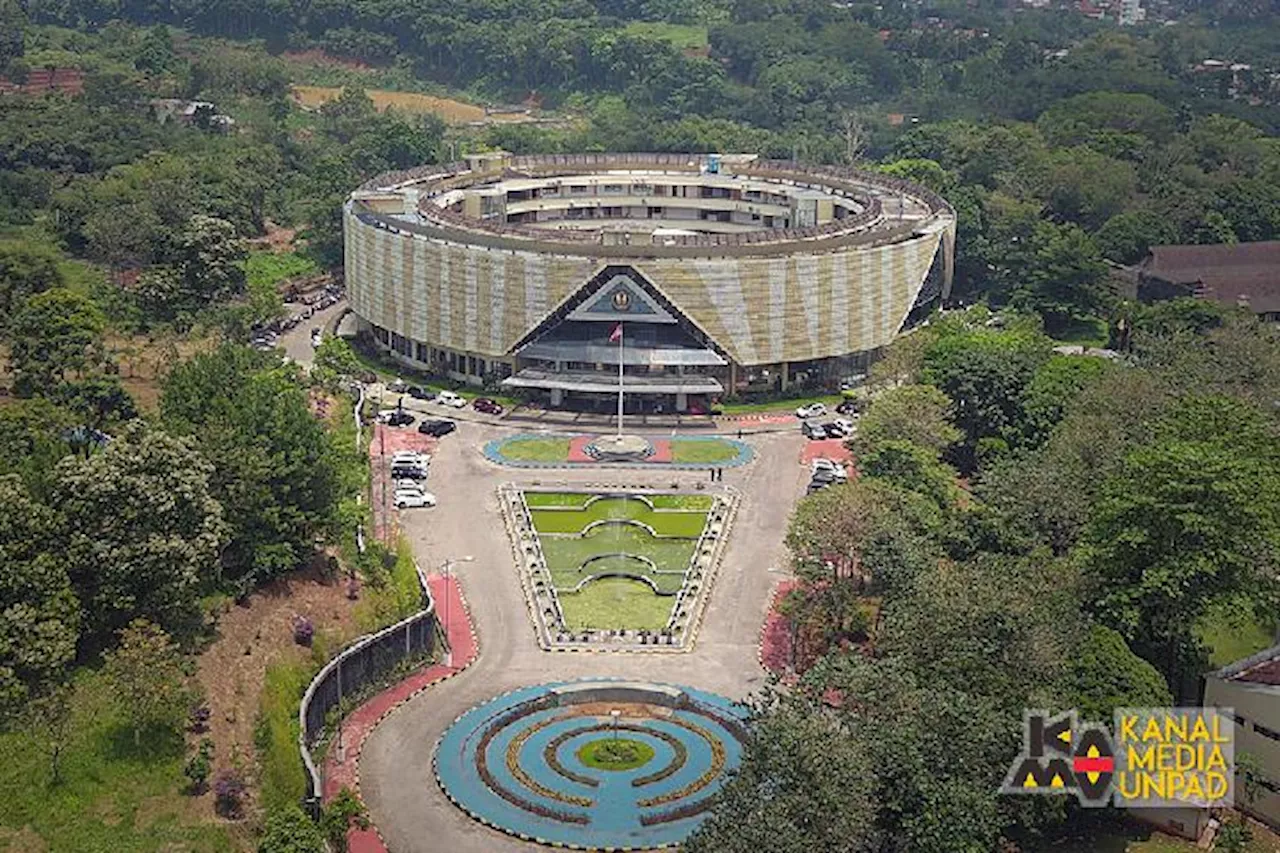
278 299 350 365
357 420 807 852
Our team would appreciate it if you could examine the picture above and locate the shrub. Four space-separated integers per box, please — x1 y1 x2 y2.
214 769 246 818
292 615 314 647
189 704 212 733
183 739 214 794
258 804 325 853
321 788 370 853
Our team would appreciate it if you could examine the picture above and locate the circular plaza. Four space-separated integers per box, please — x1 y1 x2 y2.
434 680 749 850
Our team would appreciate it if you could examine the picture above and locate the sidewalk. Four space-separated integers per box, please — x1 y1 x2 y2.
322 574 478 853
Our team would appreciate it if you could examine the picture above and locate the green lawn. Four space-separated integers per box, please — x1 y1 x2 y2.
529 496 708 537
499 437 572 462
540 528 695 588
669 438 741 464
576 738 655 771
1050 316 1111 348
0 671 237 853
559 577 676 631
244 250 320 289
648 494 714 511
1196 598 1274 668
523 491 594 508
622 21 708 50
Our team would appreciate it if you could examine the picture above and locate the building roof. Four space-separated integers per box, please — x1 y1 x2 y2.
1212 643 1280 687
1142 241 1280 313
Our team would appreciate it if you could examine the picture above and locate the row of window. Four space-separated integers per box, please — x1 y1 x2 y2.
371 326 513 380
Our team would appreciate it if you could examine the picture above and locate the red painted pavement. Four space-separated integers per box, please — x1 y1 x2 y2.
760 579 800 676
799 437 854 466
368 424 437 542
321 573 477 853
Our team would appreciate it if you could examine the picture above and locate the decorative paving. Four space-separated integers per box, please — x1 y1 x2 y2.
499 487 739 652
484 433 752 469
434 680 749 851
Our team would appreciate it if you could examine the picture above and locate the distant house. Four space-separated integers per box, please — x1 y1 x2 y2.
149 98 236 133
1204 644 1280 829
1137 241 1280 321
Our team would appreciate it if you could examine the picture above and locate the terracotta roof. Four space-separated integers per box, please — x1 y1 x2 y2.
1233 656 1280 686
1142 241 1280 313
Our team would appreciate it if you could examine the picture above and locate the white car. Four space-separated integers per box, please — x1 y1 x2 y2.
811 459 848 480
832 418 856 436
795 402 827 419
391 451 429 464
435 390 466 408
395 490 437 508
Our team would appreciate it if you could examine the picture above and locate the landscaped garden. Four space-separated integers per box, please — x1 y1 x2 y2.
485 434 751 468
526 492 713 632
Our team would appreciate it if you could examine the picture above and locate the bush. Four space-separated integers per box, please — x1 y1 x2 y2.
183 739 214 794
258 804 325 853
189 704 211 733
292 615 314 647
321 788 370 852
214 769 246 818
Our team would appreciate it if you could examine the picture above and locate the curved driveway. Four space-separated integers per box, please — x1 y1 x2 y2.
358 420 806 852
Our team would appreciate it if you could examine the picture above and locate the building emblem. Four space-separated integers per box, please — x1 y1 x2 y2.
611 286 632 311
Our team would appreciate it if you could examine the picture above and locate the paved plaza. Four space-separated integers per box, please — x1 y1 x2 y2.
353 418 808 852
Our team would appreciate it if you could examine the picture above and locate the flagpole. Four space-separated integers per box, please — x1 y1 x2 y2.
617 322 624 437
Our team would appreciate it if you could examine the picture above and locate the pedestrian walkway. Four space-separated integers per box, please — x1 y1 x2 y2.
322 574 477 853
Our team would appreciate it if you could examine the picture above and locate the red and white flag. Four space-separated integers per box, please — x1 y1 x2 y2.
609 323 622 343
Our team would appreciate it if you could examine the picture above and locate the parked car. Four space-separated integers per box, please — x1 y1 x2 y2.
418 419 457 437
395 479 426 493
435 390 466 408
821 422 846 439
835 399 862 415
395 490 437 509
391 450 429 463
811 459 848 480
801 421 827 440
795 402 827 419
407 385 431 400
392 466 427 480
385 410 415 427
832 418 856 436
472 397 503 415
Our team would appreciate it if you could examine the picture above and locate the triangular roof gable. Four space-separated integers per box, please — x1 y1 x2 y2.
568 271 677 323
512 264 729 359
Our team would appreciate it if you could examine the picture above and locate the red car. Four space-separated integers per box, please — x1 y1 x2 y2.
472 397 504 415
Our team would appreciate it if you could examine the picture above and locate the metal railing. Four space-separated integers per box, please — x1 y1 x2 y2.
297 560 439 814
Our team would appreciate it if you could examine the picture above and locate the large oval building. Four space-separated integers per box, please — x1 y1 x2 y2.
344 152 955 412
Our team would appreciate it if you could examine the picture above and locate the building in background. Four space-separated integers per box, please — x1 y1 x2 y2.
1137 241 1280 321
1204 645 1280 828
344 152 955 413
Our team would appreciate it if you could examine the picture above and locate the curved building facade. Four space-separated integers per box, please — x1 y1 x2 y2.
345 152 955 411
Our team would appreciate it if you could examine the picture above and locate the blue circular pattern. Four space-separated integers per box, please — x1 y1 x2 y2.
434 680 749 850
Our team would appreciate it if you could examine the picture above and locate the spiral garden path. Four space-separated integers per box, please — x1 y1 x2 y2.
354 422 808 851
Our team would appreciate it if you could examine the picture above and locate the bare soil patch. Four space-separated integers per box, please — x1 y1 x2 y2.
194 567 359 819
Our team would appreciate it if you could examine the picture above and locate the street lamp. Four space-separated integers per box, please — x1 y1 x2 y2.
440 556 474 666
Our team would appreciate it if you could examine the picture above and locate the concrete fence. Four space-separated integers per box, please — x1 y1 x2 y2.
298 558 441 815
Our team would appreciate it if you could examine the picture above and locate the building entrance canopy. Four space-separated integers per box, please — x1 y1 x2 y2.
502 369 723 396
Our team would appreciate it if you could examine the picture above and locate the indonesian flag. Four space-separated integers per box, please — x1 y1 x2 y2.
609 323 622 343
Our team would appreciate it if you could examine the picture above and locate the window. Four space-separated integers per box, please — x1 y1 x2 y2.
569 185 588 195
601 184 624 194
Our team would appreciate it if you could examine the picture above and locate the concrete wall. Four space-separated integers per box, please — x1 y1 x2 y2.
346 209 951 367
1204 675 1280 827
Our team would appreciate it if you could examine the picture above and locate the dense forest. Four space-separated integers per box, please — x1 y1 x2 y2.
1 0 1279 850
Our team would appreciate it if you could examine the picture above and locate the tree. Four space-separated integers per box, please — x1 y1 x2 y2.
312 336 365 391
173 214 247 304
103 619 191 745
259 805 325 853
0 475 79 713
7 288 107 394
23 680 75 784
859 440 959 509
1095 210 1178 265
685 694 875 853
1084 396 1280 697
1016 355 1114 449
161 346 344 588
850 384 960 457
49 376 139 431
0 239 64 331
1012 222 1110 333
56 424 227 648
1067 624 1171 722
